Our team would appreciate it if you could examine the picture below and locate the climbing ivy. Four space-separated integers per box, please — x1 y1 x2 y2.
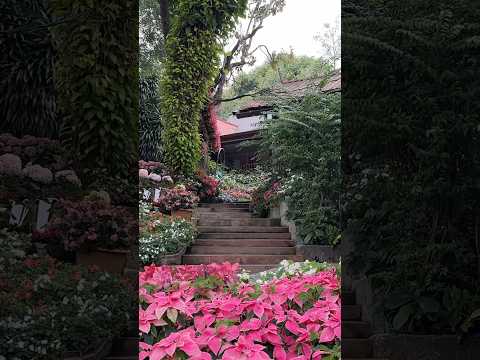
50 0 138 177
160 0 247 176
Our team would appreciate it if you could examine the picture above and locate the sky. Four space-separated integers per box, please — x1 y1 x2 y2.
242 0 340 68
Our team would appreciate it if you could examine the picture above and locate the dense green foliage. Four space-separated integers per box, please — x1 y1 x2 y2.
51 0 138 177
259 91 341 245
140 76 163 161
0 0 57 137
343 0 480 334
161 0 247 176
220 53 331 117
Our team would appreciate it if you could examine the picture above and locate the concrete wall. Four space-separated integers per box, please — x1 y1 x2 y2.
372 334 480 360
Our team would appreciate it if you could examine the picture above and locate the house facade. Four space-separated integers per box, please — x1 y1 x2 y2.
218 70 341 170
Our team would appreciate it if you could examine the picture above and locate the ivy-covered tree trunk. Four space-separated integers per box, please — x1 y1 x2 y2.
160 0 247 176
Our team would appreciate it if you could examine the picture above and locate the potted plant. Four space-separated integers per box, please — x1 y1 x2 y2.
154 185 199 218
42 199 135 273
139 217 196 266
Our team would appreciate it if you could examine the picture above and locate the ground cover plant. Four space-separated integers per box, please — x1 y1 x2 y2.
0 254 134 359
215 168 270 203
139 262 341 360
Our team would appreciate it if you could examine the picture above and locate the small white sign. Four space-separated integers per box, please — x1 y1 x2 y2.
36 200 52 230
153 189 161 202
9 204 28 226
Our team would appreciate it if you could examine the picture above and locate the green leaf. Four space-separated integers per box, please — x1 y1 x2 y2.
166 308 178 323
393 303 415 330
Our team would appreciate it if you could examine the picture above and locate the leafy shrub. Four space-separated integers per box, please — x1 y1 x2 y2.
258 91 341 245
43 200 136 251
139 218 196 264
0 1 57 138
0 256 133 359
140 76 162 161
343 1 480 334
51 0 138 177
154 186 199 213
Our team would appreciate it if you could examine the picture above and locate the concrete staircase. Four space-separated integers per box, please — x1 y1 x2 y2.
183 202 302 272
343 290 388 360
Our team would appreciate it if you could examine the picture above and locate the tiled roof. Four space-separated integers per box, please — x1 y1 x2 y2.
273 69 341 97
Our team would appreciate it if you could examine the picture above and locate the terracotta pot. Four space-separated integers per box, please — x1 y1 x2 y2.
63 337 112 360
171 209 193 221
76 248 130 274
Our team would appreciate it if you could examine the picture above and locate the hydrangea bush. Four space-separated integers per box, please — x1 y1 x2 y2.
139 262 340 360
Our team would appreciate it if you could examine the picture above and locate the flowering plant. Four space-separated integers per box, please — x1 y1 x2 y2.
239 260 340 285
139 262 341 360
0 256 134 359
139 218 196 264
154 186 200 213
43 199 136 251
195 170 220 202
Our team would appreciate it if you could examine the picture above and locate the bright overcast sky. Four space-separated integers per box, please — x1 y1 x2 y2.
244 0 340 68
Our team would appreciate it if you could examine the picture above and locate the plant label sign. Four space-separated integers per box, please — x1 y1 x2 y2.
153 188 161 203
9 203 28 226
35 199 53 230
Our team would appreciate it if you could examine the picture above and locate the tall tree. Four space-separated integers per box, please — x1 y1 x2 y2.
160 0 247 175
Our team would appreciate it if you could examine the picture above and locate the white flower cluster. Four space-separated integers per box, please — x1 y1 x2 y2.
247 260 335 284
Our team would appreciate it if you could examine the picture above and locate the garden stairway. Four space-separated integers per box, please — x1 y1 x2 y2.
343 290 388 360
183 202 303 272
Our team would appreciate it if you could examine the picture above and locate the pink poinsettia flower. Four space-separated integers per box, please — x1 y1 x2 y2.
139 305 166 334
221 335 271 360
149 329 204 360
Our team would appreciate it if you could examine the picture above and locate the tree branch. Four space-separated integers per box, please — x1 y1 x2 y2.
219 89 270 103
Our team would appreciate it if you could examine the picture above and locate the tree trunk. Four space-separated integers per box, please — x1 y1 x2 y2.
159 0 170 36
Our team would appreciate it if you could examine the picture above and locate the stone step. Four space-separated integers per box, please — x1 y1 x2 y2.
343 304 362 321
198 226 289 233
108 337 138 357
196 207 251 213
182 254 302 265
343 321 372 338
240 264 278 273
194 239 295 247
199 202 250 208
342 339 372 358
197 212 254 218
199 232 291 239
188 246 296 255
198 218 281 226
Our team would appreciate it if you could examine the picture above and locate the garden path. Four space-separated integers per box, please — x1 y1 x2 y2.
182 202 303 272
